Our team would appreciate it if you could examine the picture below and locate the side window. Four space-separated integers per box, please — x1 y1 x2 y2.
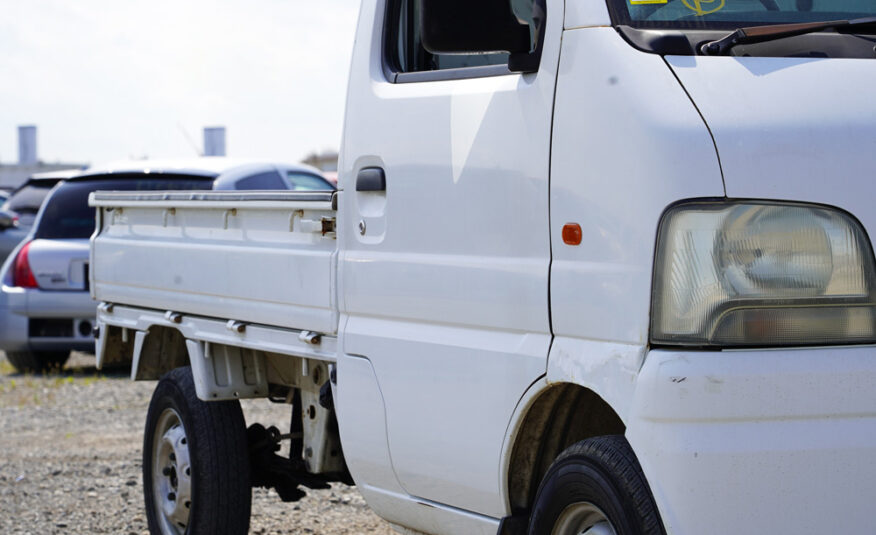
388 0 537 75
235 171 286 190
286 172 334 191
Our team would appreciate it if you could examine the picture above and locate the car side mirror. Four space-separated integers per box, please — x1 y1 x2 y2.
0 210 16 230
420 0 543 72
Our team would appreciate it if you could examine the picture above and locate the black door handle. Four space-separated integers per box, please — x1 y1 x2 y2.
356 167 386 192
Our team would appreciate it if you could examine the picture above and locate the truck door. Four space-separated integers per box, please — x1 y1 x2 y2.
338 0 561 518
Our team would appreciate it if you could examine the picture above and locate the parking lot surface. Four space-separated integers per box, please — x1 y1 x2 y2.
0 352 394 535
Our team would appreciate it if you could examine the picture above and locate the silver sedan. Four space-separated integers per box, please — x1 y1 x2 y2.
0 170 215 372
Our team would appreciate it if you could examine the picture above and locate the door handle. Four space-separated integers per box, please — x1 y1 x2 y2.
356 167 386 192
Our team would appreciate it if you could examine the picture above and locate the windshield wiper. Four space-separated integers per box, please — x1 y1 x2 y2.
701 16 876 56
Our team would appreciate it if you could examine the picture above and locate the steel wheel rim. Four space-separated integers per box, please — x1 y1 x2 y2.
551 502 618 535
152 408 192 535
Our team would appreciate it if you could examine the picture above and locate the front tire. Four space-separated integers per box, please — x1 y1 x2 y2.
528 436 665 535
5 350 68 373
143 367 251 535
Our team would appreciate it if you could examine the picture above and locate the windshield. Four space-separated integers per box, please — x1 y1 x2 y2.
609 0 876 30
35 175 212 240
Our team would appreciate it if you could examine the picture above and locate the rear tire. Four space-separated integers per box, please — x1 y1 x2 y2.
5 350 68 373
528 435 665 535
143 367 251 535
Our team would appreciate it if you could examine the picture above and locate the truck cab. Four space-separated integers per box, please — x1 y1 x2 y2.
336 0 876 533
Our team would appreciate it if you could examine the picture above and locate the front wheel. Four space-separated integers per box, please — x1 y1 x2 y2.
528 436 665 535
143 367 251 535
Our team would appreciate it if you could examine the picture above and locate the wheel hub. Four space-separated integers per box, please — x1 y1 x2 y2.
552 502 618 535
153 409 192 535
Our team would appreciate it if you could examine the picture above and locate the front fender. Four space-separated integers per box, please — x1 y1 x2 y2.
547 337 646 423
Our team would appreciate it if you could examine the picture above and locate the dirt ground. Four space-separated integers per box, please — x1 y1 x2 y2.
0 352 396 535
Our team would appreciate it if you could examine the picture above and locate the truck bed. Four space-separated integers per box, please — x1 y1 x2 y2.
89 191 338 335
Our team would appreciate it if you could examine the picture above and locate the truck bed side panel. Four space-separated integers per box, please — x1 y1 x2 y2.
90 192 338 334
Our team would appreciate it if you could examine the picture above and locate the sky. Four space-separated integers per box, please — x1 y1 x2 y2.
0 0 361 166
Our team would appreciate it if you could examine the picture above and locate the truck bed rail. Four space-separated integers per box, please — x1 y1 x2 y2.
90 190 335 206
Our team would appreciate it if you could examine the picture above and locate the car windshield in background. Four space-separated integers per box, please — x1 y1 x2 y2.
235 171 287 190
4 183 58 215
35 175 212 240
608 0 876 29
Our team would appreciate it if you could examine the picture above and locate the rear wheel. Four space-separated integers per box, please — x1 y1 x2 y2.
5 350 68 373
143 367 251 535
528 436 664 535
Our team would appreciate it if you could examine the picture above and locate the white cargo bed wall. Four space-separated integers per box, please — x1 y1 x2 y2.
89 191 338 334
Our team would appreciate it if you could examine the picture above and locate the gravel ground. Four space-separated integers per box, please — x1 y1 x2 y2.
0 352 396 535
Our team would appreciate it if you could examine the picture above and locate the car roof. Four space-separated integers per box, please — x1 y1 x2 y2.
9 169 81 196
276 162 325 176
28 169 84 181
74 157 275 180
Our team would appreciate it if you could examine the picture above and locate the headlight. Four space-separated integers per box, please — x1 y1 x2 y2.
651 201 876 347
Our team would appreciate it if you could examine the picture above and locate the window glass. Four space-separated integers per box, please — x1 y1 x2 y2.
235 171 286 190
4 182 59 214
391 0 537 73
609 0 876 29
286 172 334 191
36 175 212 240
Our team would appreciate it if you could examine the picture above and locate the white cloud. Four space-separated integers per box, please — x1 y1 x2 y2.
0 0 361 165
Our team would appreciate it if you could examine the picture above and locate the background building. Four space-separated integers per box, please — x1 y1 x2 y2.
301 150 338 173
0 126 86 190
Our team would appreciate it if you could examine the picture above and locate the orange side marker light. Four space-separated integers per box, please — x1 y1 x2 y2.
562 223 582 246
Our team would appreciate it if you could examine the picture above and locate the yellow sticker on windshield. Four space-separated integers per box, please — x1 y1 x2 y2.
681 0 725 16
630 0 668 4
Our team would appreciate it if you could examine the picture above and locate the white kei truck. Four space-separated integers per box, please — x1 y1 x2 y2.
89 0 876 534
